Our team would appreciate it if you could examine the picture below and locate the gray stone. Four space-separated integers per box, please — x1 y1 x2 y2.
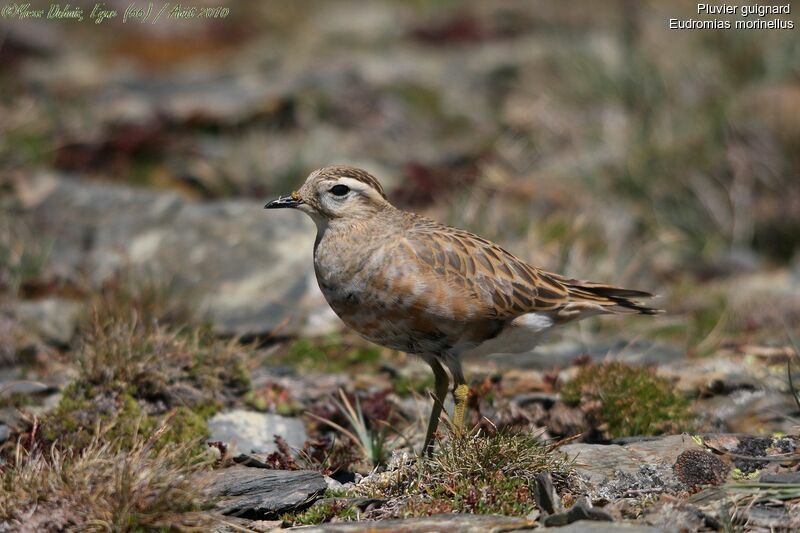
760 471 800 483
296 514 536 532
0 380 57 396
208 410 308 455
9 298 83 346
658 356 775 397
562 435 704 500
0 424 10 444
0 408 23 428
208 466 326 519
17 175 319 337
642 500 721 531
696 389 799 435
324 476 345 491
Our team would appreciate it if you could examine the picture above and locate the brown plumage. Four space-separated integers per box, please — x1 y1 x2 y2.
265 165 661 454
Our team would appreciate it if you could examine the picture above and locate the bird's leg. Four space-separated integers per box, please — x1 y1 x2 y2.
452 380 469 434
445 355 469 435
422 356 450 456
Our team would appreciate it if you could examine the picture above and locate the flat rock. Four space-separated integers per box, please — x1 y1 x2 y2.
536 521 667 532
0 380 57 396
208 466 326 519
208 410 308 455
658 356 774 397
16 175 318 337
760 471 800 483
296 514 535 532
562 434 705 500
696 389 799 435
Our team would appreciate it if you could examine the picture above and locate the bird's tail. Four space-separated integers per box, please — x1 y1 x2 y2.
554 276 663 315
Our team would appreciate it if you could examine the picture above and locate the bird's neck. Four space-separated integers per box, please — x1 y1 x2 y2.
313 208 400 253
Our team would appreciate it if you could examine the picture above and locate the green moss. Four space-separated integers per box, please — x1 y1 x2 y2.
160 406 210 448
45 383 212 456
278 335 382 372
561 361 694 438
2 128 50 165
45 383 155 452
282 500 358 526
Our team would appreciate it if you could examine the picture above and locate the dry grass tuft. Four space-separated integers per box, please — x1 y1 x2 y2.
355 428 573 518
85 270 196 333
0 432 216 532
0 274 252 530
40 314 250 455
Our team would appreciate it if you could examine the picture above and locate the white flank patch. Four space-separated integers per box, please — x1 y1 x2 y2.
462 312 555 358
513 313 554 331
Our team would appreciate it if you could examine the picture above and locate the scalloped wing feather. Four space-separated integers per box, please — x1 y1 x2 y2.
402 215 660 322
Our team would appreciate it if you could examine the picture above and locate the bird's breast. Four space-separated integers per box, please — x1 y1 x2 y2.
313 237 452 353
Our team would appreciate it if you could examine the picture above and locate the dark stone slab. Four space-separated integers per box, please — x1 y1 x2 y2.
759 471 800 484
208 466 326 519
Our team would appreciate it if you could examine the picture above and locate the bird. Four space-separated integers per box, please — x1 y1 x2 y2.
265 165 660 454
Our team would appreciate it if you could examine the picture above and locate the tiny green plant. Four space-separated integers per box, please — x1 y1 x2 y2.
308 389 392 468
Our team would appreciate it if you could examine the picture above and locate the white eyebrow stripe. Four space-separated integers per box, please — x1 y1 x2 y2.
333 177 372 192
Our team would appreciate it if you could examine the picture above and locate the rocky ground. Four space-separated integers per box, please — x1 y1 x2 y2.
2 1 799 532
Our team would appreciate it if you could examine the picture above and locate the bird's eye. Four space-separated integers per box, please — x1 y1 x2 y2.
330 184 350 196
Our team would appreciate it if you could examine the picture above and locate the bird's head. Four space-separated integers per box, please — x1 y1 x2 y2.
264 165 391 224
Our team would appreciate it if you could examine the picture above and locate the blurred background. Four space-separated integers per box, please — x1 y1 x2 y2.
2 0 800 441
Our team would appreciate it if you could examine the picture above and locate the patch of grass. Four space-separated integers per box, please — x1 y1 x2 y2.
0 433 216 531
282 499 358 526
355 429 573 518
0 279 255 529
86 270 196 331
277 334 382 373
561 361 694 439
42 314 249 455
76 317 249 408
310 389 392 469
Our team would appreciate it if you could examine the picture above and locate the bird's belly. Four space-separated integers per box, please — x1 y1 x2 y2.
460 312 554 359
316 276 455 354
327 293 456 354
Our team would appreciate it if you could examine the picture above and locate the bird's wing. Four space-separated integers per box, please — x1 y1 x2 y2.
402 215 659 322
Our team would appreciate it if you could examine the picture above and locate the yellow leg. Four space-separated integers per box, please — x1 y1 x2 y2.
452 382 469 433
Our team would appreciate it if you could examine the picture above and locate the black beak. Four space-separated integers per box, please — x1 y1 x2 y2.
264 195 303 209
